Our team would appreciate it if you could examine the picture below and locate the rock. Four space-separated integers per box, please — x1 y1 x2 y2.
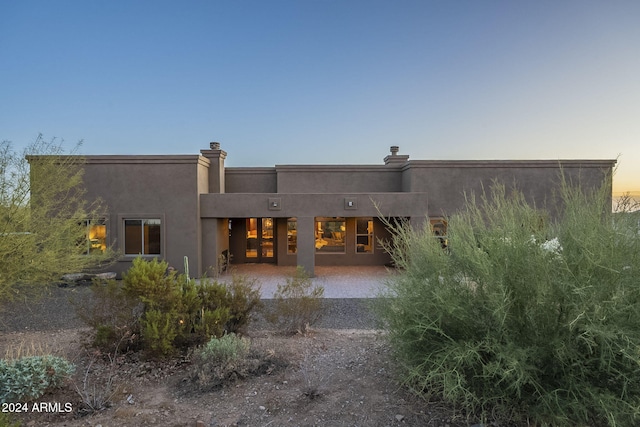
395 414 405 422
60 272 116 285
61 273 87 282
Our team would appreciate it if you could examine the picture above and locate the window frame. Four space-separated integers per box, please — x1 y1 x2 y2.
315 217 346 254
287 217 297 254
119 214 164 257
355 217 374 254
429 217 448 249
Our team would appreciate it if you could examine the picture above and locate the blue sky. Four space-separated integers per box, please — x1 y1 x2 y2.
1 0 639 195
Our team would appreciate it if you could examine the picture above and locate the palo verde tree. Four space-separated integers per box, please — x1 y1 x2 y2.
378 175 640 426
0 135 114 304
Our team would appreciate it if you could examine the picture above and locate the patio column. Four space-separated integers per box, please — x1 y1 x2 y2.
296 216 315 277
200 218 229 277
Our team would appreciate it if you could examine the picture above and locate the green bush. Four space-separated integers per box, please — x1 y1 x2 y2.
0 355 75 403
123 257 182 312
378 179 640 426
141 308 180 357
196 333 251 365
189 333 280 392
81 257 262 357
267 266 324 334
190 333 251 391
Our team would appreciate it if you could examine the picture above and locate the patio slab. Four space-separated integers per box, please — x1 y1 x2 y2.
215 264 394 299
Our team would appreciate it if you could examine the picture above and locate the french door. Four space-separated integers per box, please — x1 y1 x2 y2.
245 217 275 263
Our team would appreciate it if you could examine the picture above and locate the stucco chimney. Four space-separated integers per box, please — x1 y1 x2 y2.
201 141 227 193
384 145 409 165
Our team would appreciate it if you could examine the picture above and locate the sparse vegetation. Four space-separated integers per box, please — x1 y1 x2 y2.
267 266 325 335
189 333 282 392
80 257 262 357
299 351 332 401
74 350 122 415
197 333 251 365
378 177 640 426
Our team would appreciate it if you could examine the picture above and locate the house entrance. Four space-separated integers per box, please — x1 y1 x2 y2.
245 217 275 263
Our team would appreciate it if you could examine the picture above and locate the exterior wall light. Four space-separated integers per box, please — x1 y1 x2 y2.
345 197 357 210
268 197 282 211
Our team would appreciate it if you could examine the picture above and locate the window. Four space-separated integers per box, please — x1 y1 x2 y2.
287 218 297 254
246 218 258 258
83 219 106 254
315 217 345 253
430 218 448 249
356 218 374 253
245 218 274 259
124 219 161 255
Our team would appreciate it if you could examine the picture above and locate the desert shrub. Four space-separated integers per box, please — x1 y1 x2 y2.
0 355 75 403
171 277 230 349
197 333 251 365
80 257 261 357
267 266 324 334
122 257 182 312
224 275 262 334
190 333 251 390
141 309 180 357
189 333 283 392
73 350 122 415
76 278 142 353
378 179 640 426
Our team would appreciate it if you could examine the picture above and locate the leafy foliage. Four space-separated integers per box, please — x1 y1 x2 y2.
0 355 75 403
82 257 262 357
0 136 114 304
379 178 640 426
267 266 324 335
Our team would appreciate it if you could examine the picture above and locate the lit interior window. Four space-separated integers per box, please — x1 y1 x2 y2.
315 217 345 253
287 218 297 254
356 218 374 253
430 218 448 249
83 219 106 254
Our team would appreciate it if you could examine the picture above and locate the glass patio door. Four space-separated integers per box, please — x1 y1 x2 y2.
245 217 275 262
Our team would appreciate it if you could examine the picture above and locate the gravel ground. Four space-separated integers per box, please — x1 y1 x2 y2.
0 265 390 333
0 283 382 333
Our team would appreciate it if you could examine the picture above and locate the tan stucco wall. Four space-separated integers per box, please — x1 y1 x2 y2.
225 168 277 193
71 151 615 278
274 165 403 193
401 160 614 217
81 155 209 276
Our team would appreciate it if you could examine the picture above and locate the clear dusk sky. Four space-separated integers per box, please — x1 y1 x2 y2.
1 1 639 196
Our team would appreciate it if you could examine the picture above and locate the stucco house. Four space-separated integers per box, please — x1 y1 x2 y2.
39 143 615 277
